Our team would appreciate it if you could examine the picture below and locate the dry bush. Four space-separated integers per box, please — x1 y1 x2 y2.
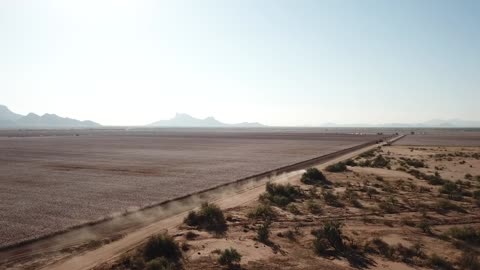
260 182 302 207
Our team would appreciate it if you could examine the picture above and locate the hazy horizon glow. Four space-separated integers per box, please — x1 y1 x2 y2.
1 0 479 126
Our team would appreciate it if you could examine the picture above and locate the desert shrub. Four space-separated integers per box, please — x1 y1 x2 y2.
218 248 242 268
257 222 270 244
395 243 425 263
359 149 377 158
311 221 345 252
260 182 302 207
145 257 176 270
458 252 480 270
301 168 331 186
119 254 146 270
378 196 398 214
465 173 473 180
417 220 432 234
342 189 362 208
370 238 395 259
286 203 301 215
400 157 426 168
439 181 465 201
401 218 416 227
447 226 480 245
306 199 322 214
435 199 466 214
371 155 390 168
247 203 275 220
345 159 357 166
428 254 453 270
143 234 181 263
325 162 348 172
473 190 480 200
184 202 226 232
323 190 343 207
185 231 198 240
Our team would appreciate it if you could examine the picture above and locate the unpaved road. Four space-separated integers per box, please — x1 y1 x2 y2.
36 137 400 270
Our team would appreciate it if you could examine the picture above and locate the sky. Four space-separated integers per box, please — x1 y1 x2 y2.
1 0 479 126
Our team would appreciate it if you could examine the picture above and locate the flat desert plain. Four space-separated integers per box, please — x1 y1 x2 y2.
0 129 385 248
395 130 480 146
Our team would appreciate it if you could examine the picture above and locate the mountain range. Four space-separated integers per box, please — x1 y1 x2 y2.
0 105 100 128
1 104 479 128
321 119 480 128
149 113 265 127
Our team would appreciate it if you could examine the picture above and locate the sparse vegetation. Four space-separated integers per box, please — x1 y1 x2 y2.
300 168 331 186
184 202 227 232
312 221 345 254
143 234 182 263
257 221 271 244
322 190 343 207
247 203 275 220
446 226 480 245
218 248 242 269
428 254 453 270
325 161 348 172
259 182 302 207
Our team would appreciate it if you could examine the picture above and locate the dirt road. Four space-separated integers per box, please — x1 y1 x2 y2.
38 137 400 270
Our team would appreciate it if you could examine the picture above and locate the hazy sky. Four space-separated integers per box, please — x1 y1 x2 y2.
1 0 479 126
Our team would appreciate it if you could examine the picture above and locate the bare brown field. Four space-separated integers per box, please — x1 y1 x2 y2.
395 131 480 146
97 142 480 270
0 129 386 249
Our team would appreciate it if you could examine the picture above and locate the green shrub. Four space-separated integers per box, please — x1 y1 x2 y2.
307 199 322 214
417 220 432 234
323 190 343 207
184 202 227 232
371 155 390 168
260 182 302 207
325 162 348 172
400 157 426 168
143 234 181 262
311 221 345 252
301 168 331 186
369 238 395 259
218 248 242 268
185 231 198 240
145 257 176 270
359 149 377 158
286 203 301 215
257 222 270 244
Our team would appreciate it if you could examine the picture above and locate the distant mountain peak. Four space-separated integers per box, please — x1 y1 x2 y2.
149 113 265 127
0 104 101 128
